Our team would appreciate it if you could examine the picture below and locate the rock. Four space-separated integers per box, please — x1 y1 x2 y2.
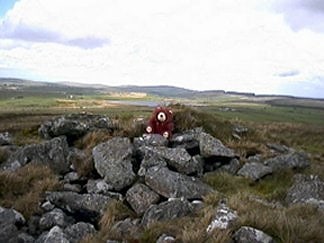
145 166 213 199
199 132 235 158
63 183 82 193
86 179 114 194
0 132 12 145
67 147 88 170
232 124 248 140
232 125 248 135
191 200 205 211
39 208 70 230
217 158 241 175
36 226 69 243
134 134 168 148
266 143 291 154
0 145 18 164
237 162 272 181
126 183 160 215
0 206 26 225
93 137 135 190
139 146 200 175
27 215 41 236
232 133 242 140
264 151 310 172
39 113 114 140
0 223 18 243
170 128 202 156
110 218 141 240
63 172 80 183
46 191 112 221
142 199 193 226
17 232 35 243
170 127 203 145
206 202 238 233
156 234 176 243
3 136 70 174
137 151 167 177
247 154 263 163
285 174 324 209
41 201 55 212
191 155 204 177
64 222 96 243
233 226 275 243
86 179 123 200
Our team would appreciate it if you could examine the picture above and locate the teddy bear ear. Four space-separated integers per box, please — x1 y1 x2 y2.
168 109 173 114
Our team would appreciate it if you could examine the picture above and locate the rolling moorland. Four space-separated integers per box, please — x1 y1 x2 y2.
0 78 324 242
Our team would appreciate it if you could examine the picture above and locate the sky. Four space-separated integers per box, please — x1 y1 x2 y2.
1 0 324 98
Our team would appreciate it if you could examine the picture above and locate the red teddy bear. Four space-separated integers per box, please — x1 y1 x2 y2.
146 106 174 139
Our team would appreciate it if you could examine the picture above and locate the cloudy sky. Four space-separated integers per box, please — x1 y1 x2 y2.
1 0 324 98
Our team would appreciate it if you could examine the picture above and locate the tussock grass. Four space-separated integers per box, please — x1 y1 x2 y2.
204 170 295 203
82 200 135 243
228 192 324 243
75 130 112 150
171 104 233 141
0 164 61 219
0 147 10 164
204 172 252 196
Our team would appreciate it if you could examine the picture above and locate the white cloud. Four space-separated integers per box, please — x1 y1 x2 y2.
0 0 324 97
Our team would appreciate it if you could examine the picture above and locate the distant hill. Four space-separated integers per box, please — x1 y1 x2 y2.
1 78 323 105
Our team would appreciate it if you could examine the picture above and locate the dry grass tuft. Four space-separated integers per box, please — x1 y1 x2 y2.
70 150 94 177
228 192 324 243
75 130 112 150
0 163 61 219
0 147 11 164
86 200 136 242
170 104 233 141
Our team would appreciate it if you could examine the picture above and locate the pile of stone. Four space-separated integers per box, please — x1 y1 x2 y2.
0 114 321 242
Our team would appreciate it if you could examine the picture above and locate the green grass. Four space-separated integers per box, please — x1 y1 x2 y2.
0 96 58 109
202 105 324 125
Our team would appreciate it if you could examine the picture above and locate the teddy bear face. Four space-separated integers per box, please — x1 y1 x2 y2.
156 111 167 122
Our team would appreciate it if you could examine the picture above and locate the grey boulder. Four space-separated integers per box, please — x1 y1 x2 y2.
46 191 112 220
93 137 136 190
39 208 71 230
126 183 160 215
264 151 310 172
134 134 168 148
36 226 69 243
145 166 213 199
142 199 193 226
233 226 275 243
206 202 238 233
285 174 324 209
39 113 114 140
64 222 96 243
3 136 70 174
0 132 12 145
199 132 235 158
139 146 201 175
0 206 25 225
237 162 272 181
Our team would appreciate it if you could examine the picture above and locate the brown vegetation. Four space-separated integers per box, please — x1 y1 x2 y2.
0 163 61 219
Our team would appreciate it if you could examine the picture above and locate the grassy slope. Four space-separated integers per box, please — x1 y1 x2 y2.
0 92 323 242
